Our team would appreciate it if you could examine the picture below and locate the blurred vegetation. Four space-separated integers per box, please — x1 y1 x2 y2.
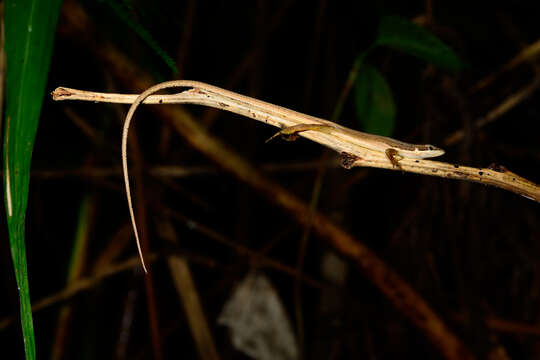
1 1 539 359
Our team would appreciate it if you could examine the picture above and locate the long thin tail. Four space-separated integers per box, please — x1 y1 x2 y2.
122 80 198 274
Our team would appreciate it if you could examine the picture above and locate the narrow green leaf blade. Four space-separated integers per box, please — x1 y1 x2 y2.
106 0 178 74
354 65 396 136
375 15 462 71
4 0 63 359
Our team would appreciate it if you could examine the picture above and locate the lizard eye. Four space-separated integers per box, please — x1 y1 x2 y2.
427 145 434 150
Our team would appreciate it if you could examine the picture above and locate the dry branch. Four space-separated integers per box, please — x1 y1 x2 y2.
52 85 539 202
52 83 479 360
48 3 539 359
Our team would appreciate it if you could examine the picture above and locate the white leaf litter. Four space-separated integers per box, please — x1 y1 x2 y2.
218 273 298 360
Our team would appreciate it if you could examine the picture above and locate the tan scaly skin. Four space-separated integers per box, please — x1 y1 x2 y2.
121 81 446 273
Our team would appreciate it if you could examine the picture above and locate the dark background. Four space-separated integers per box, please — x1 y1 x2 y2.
1 1 539 359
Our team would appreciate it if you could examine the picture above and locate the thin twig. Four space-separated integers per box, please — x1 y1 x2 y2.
168 256 221 360
55 5 538 358
23 160 335 179
445 76 540 146
0 238 328 332
52 85 539 202
53 83 481 360
469 38 540 94
0 254 157 330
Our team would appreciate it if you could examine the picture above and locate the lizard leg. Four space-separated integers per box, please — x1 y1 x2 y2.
265 124 333 143
385 148 404 170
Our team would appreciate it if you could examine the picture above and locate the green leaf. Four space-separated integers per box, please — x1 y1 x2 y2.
354 65 396 136
51 194 93 360
106 0 178 74
3 0 63 359
375 15 462 71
